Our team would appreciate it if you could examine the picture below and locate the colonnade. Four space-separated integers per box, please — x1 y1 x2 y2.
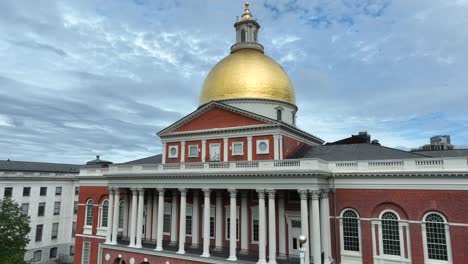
105 187 333 264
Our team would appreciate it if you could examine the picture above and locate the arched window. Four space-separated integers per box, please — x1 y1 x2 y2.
381 211 400 256
100 200 109 228
423 212 450 262
342 209 360 252
276 109 282 121
85 199 94 226
241 29 246 42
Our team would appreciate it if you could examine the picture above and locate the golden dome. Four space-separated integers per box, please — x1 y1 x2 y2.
200 49 296 105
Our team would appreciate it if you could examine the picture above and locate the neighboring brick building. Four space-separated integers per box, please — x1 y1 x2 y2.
74 3 468 264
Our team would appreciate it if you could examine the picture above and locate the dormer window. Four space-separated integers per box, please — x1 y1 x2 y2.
276 108 282 121
168 145 178 158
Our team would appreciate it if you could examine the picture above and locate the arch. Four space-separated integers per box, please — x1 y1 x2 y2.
380 210 401 256
372 202 408 219
85 199 94 226
422 211 451 262
99 199 109 228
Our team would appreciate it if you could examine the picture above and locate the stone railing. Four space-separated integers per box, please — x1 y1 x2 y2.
78 157 468 177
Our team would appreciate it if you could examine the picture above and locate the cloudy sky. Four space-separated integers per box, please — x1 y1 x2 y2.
0 0 467 164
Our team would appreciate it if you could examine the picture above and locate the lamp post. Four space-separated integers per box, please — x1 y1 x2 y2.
298 234 307 264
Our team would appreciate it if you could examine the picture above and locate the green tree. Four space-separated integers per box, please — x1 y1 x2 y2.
0 197 31 264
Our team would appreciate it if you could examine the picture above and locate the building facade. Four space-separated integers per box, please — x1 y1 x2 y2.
0 160 80 264
74 3 468 264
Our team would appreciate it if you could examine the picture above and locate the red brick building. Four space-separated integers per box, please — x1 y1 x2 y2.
74 3 468 264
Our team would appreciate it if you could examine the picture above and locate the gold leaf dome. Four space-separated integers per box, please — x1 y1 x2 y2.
199 49 296 106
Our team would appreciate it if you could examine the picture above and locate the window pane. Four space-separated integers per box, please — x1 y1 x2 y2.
33 250 42 262
23 187 31 196
38 202 45 217
21 203 29 215
86 200 94 226
40 187 47 196
49 247 57 258
4 187 12 198
425 213 448 261
51 223 59 239
381 212 400 256
189 146 198 157
101 201 109 228
233 143 243 154
54 202 61 215
70 245 75 256
342 210 360 252
55 187 62 195
82 242 90 264
35 224 43 242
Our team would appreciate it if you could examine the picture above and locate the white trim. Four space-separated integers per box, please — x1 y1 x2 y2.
82 241 91 264
421 212 453 264
168 145 179 158
256 139 270 154
231 141 244 156
84 199 94 232
375 210 412 263
188 145 199 158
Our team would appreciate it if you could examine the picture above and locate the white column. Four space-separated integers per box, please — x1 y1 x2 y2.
129 188 138 247
273 135 280 160
240 191 249 254
192 190 200 247
257 189 267 264
181 141 186 162
215 190 223 250
177 188 187 254
320 190 332 264
162 142 166 164
223 138 228 162
105 188 114 244
201 139 207 162
145 192 153 241
201 188 211 257
311 190 322 264
152 190 158 241
267 190 277 264
278 135 283 160
309 193 314 260
278 191 286 258
170 190 179 245
155 188 165 251
123 192 130 238
228 189 238 261
299 189 310 262
247 136 253 161
136 188 145 248
111 188 120 245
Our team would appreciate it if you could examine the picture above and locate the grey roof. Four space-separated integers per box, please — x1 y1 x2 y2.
293 143 430 161
0 160 81 173
121 154 162 165
412 149 468 158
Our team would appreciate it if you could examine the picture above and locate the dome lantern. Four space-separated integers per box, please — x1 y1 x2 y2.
231 2 264 54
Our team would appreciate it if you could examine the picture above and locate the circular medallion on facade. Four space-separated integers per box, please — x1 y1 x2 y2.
170 148 177 156
130 257 135 264
105 254 110 261
259 142 267 151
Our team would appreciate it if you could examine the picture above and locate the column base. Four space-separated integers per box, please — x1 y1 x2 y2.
267 261 277 264
154 247 163 251
128 244 136 248
256 260 267 264
176 250 185 254
227 256 237 261
201 253 210 258
135 244 142 248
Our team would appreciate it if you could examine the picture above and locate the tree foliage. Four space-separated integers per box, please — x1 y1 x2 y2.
0 197 31 264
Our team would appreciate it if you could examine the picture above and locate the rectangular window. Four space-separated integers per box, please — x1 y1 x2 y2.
40 187 47 196
72 222 76 238
23 187 31 197
188 145 199 157
35 224 43 242
33 250 42 262
70 245 75 256
21 203 29 215
55 187 62 196
163 204 171 233
38 202 46 217
186 206 193 236
51 223 59 239
74 201 78 214
54 201 61 215
4 187 13 198
75 187 79 195
82 242 90 264
49 247 57 258
210 207 215 238
232 142 244 155
253 219 259 242
226 207 239 240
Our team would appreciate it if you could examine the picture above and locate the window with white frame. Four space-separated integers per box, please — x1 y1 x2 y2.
225 206 239 240
53 201 61 215
21 203 29 216
256 140 269 154
341 209 360 252
423 212 450 262
85 199 94 226
33 250 42 262
82 242 90 264
99 200 109 228
232 142 244 156
51 222 59 239
188 145 198 157
251 206 259 243
168 145 178 158
186 205 193 236
163 203 171 234
381 211 401 256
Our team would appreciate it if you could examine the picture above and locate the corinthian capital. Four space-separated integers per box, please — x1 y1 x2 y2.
228 188 237 198
256 189 266 199
298 189 308 200
309 189 321 200
267 189 276 199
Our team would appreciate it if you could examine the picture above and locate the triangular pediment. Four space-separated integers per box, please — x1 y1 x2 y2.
157 102 275 136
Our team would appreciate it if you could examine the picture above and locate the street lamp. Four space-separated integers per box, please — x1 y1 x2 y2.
298 235 307 264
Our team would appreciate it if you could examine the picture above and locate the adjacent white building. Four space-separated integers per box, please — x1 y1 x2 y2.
0 160 80 264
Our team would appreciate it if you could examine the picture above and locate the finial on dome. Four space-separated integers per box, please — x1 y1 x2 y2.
242 2 252 20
